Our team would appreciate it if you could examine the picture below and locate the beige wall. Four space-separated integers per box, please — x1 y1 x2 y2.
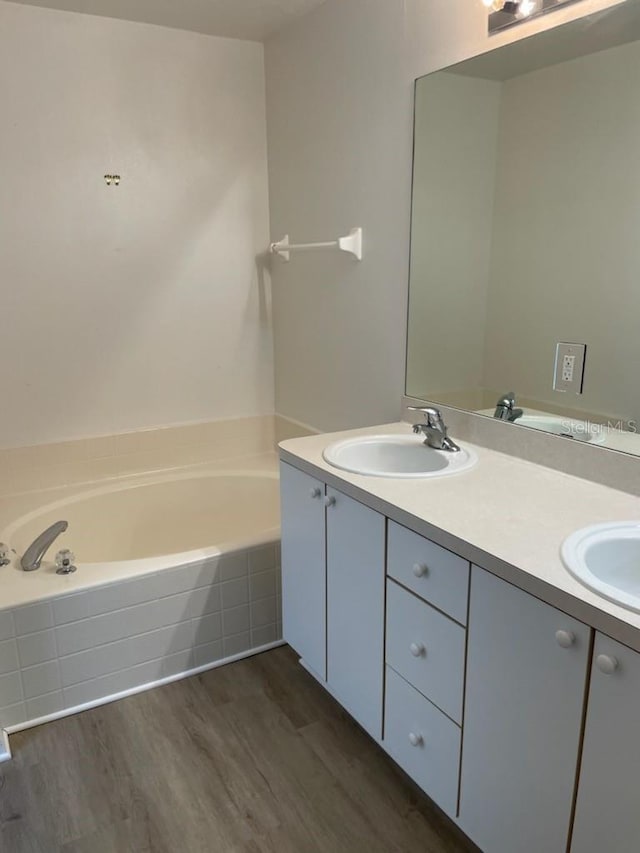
483 37 640 425
265 0 624 432
0 1 273 449
406 72 500 402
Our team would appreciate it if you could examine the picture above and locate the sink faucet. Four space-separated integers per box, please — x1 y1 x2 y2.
494 391 524 423
21 520 68 572
409 407 461 453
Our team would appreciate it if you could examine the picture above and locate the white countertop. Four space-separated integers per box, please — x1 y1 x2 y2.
280 422 640 651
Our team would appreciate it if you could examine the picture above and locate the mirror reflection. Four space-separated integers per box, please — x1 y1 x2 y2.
406 2 640 456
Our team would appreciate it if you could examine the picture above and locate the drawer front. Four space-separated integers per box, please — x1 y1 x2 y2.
387 521 469 625
384 666 461 818
386 579 465 724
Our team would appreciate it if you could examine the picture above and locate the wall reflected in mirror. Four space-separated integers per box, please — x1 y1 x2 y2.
406 1 640 457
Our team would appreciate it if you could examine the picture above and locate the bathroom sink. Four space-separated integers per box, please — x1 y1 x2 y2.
561 522 640 611
518 415 605 444
322 434 477 478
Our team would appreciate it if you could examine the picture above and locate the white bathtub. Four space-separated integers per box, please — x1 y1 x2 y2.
0 466 282 758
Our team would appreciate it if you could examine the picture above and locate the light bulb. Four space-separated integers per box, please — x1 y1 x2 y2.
519 0 537 15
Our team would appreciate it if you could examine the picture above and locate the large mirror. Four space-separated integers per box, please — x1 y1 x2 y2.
406 0 640 457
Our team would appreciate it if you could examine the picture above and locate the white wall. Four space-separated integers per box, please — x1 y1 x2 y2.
0 1 272 448
265 0 624 432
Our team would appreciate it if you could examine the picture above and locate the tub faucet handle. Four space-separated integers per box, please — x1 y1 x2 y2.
55 549 77 575
0 544 11 568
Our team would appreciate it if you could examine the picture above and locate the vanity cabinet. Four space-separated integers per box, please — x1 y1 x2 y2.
571 634 640 853
280 462 327 679
459 566 591 853
280 462 385 739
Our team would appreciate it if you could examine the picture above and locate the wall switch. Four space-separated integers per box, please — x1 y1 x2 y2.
554 342 586 394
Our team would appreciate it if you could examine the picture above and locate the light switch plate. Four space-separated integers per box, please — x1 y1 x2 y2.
553 342 586 394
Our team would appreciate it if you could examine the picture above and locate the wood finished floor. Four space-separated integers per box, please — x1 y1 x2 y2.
0 646 475 853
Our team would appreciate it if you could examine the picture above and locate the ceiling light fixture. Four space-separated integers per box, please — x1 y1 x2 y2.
485 0 582 34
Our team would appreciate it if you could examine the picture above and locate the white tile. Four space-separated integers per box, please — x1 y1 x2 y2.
0 639 18 675
223 632 252 657
26 691 64 720
90 576 160 616
0 610 14 641
249 570 276 602
248 545 277 575
155 592 193 626
194 641 223 668
60 622 192 687
192 613 222 646
63 659 165 708
252 624 279 647
161 649 195 678
251 597 278 629
222 605 250 637
221 578 249 609
22 661 61 699
17 630 56 668
53 592 91 626
218 552 248 581
56 600 160 656
188 585 222 619
14 602 53 635
156 564 202 598
0 672 23 707
0 702 26 728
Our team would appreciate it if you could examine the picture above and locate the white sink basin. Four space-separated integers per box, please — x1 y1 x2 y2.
561 522 640 611
322 434 478 478
518 415 605 444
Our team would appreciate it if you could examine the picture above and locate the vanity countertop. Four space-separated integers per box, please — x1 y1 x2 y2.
280 422 640 651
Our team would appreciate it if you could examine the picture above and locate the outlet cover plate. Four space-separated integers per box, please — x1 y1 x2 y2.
554 342 586 394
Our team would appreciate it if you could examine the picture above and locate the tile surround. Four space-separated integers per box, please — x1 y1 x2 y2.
0 544 282 730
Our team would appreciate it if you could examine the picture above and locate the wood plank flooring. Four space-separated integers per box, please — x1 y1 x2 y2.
0 646 475 853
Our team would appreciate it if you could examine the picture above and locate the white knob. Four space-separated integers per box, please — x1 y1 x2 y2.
555 630 576 649
412 563 429 578
410 642 426 658
324 495 336 508
596 654 619 675
310 487 322 499
408 732 423 747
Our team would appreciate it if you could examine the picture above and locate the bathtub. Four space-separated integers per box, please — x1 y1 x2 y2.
0 467 282 759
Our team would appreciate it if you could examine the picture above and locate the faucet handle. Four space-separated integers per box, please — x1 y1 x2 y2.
408 406 444 428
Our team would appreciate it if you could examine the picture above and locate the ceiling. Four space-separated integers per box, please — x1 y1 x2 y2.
2 0 328 41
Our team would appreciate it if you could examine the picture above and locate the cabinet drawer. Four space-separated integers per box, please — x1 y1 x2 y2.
384 666 461 817
387 521 469 625
386 579 465 724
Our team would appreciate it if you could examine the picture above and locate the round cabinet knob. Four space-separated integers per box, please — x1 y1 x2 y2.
310 487 322 499
596 654 619 675
412 563 429 579
555 630 576 649
408 732 424 748
409 642 426 658
324 495 336 508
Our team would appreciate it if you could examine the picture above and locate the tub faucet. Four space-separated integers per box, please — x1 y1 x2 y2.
21 521 68 572
409 406 461 453
494 391 524 423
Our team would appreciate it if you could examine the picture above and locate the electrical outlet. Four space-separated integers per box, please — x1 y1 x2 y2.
554 343 586 394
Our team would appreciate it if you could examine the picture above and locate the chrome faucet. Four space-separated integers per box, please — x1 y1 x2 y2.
409 406 461 452
494 391 524 423
21 521 68 572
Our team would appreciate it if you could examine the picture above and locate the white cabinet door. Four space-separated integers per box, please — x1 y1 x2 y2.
280 462 326 679
571 634 640 853
460 566 591 853
326 487 385 740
